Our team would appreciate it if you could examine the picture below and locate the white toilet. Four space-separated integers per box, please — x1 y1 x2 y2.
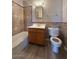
48 27 62 53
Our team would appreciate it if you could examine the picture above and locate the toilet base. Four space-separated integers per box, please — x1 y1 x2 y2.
51 46 60 54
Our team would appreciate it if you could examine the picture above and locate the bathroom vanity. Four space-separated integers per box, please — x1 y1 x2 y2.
28 24 47 46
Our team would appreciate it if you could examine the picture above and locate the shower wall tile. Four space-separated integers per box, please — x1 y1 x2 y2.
12 1 24 35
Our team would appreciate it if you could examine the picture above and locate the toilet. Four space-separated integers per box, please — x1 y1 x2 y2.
48 27 62 53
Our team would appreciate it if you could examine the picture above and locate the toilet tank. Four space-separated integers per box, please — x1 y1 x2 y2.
48 27 59 37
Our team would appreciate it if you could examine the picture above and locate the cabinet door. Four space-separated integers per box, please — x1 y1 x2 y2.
28 29 46 45
28 31 36 43
36 30 45 45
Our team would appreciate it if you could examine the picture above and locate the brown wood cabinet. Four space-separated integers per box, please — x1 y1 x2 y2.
28 28 47 46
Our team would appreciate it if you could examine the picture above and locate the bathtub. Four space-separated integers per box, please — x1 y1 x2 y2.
12 31 28 49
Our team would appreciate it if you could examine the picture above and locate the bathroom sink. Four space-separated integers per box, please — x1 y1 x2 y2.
28 23 46 29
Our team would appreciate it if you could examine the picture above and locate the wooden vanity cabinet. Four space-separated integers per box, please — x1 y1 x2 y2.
28 28 47 46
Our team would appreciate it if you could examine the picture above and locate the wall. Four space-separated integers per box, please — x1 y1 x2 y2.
13 0 24 6
62 0 67 22
62 0 67 48
59 23 67 49
24 6 32 30
12 0 24 35
24 0 63 22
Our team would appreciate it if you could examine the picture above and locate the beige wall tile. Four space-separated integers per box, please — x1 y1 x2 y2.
12 2 24 35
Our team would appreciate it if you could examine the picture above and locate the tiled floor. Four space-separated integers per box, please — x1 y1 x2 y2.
12 42 67 59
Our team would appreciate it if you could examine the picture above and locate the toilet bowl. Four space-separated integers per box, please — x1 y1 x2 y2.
48 27 62 53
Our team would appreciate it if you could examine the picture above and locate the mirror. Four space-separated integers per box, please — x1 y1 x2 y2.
35 6 43 19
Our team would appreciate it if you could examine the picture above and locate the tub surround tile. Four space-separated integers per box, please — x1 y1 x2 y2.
12 1 24 35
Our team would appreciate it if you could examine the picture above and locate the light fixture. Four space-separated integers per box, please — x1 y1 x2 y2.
34 0 45 6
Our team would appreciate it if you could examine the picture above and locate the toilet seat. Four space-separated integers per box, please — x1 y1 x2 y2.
50 37 62 47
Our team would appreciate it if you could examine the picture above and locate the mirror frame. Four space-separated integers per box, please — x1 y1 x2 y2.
35 6 43 19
